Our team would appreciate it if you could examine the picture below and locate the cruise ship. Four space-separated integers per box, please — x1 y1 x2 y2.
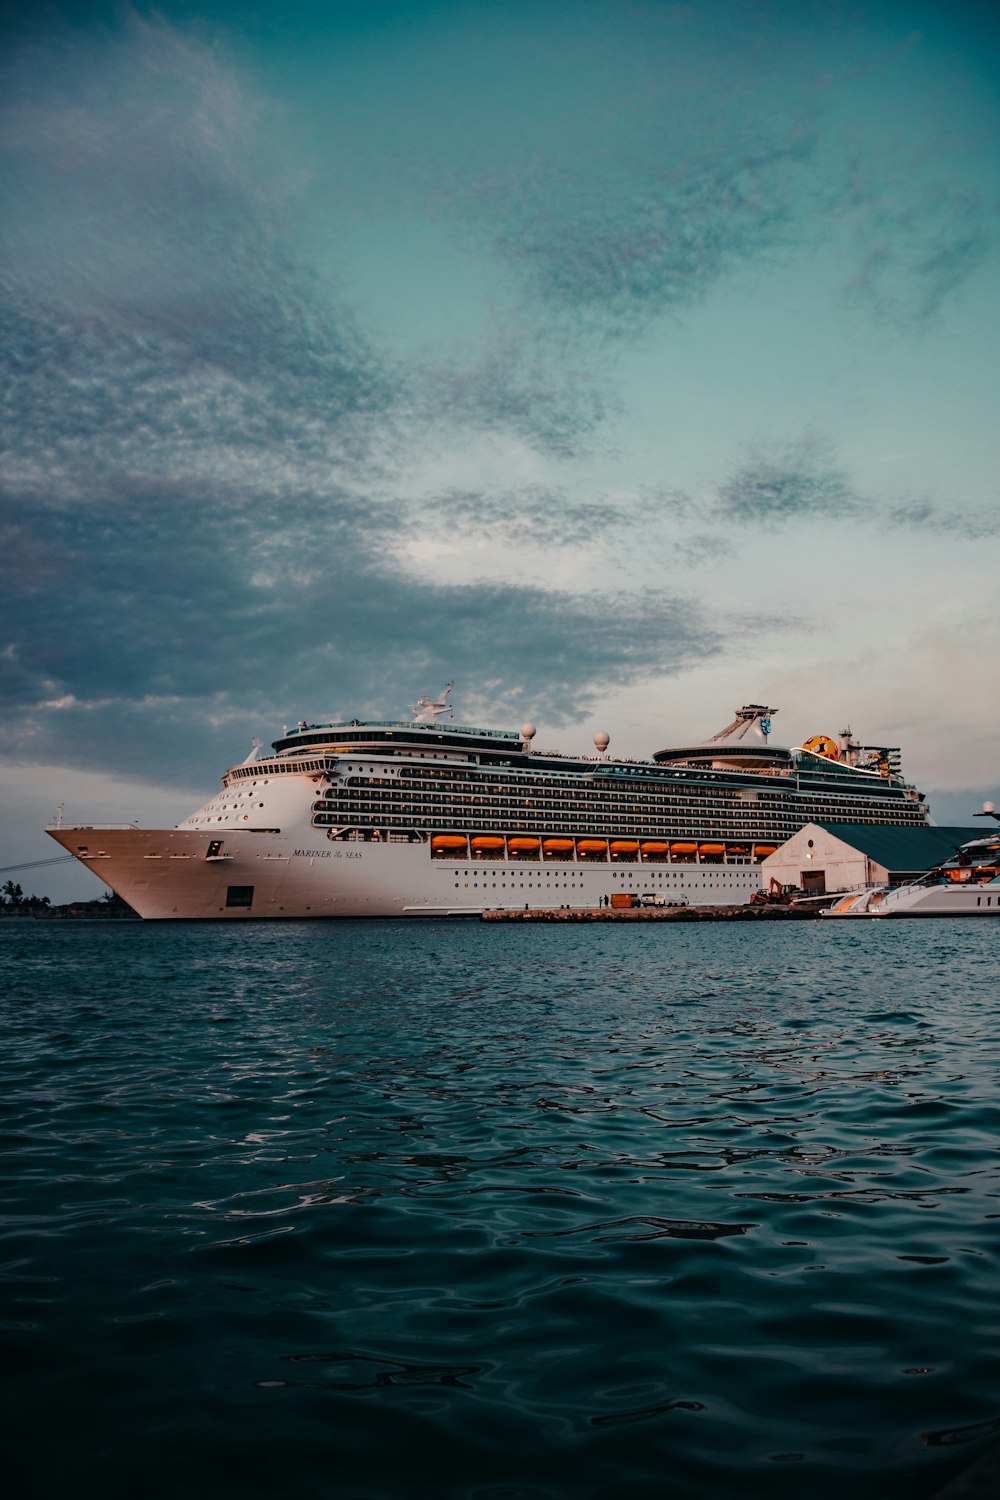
48 693 930 919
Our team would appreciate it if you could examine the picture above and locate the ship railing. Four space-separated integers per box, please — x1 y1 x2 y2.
227 756 340 781
45 821 140 830
281 721 522 741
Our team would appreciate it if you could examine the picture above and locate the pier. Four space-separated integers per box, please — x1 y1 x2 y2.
481 903 818 922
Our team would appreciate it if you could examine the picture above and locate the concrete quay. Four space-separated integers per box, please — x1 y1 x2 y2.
481 904 818 922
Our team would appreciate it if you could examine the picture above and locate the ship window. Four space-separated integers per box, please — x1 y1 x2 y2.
226 885 254 908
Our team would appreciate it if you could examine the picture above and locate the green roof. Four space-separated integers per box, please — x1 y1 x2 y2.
813 824 986 871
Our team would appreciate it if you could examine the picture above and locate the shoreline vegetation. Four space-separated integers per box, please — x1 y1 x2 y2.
1 882 137 919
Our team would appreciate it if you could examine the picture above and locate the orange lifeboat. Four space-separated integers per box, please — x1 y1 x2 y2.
508 836 541 854
577 839 608 857
543 838 575 855
432 834 467 853
471 836 505 853
640 841 670 856
728 844 749 856
699 843 725 856
753 844 778 859
610 840 639 856
671 842 697 853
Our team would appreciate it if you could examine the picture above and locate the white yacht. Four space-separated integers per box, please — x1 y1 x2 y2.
822 819 1000 918
48 693 931 920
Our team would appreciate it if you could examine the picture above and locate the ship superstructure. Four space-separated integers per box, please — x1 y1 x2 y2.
48 700 929 919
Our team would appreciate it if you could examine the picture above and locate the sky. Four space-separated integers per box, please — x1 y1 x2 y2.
1 0 998 901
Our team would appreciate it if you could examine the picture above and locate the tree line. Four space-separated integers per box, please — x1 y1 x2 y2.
1 880 51 914
0 881 135 917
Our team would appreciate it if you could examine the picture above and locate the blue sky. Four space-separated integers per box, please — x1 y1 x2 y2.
2 0 998 899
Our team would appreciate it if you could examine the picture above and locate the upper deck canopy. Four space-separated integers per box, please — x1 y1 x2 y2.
654 703 786 769
271 721 524 757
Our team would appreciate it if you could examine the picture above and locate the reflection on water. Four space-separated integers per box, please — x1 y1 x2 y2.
2 919 999 1498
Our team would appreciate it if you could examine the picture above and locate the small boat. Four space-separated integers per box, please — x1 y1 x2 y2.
431 834 467 853
542 838 576 858
470 836 506 856
577 839 608 856
822 827 1000 918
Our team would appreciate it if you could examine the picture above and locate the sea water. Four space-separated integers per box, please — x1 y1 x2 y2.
1 919 998 1499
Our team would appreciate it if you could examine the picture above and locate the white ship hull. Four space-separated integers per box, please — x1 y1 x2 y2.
47 825 763 919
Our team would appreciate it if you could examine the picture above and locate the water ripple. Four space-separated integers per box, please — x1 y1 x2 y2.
2 919 999 1499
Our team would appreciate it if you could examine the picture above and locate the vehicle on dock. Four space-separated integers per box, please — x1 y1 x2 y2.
750 877 796 906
